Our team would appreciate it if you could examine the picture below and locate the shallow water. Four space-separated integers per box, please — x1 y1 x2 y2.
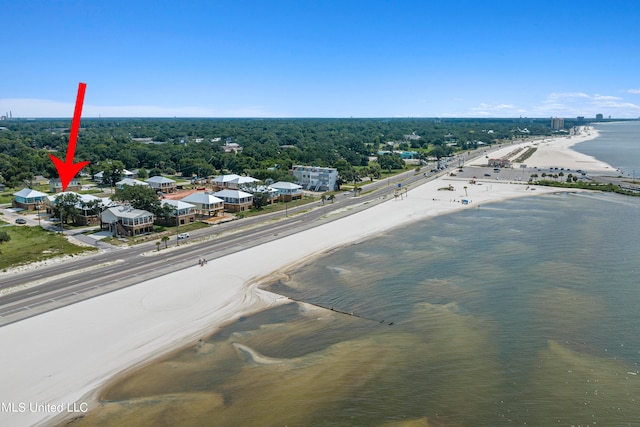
73 192 640 426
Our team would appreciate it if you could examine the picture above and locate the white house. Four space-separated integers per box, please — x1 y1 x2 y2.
94 169 135 183
116 178 150 190
46 192 115 226
212 174 259 190
159 199 196 226
268 181 303 201
101 206 155 237
181 192 225 217
213 189 254 212
146 176 177 193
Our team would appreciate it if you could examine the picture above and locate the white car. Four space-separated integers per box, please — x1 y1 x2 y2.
177 232 190 239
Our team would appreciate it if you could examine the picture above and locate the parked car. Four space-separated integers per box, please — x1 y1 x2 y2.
177 232 190 239
15 218 27 224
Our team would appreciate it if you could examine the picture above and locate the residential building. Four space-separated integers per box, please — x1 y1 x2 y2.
181 192 225 217
116 178 150 190
211 174 259 191
46 192 114 226
291 165 338 192
222 141 243 153
32 175 50 186
213 189 254 212
49 177 81 193
12 188 48 210
146 176 177 194
94 169 135 184
159 199 196 226
101 206 155 237
269 181 303 202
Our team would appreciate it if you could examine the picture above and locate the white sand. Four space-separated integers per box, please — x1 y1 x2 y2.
0 132 614 426
468 126 616 172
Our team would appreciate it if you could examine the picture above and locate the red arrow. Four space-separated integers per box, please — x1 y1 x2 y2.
49 82 90 191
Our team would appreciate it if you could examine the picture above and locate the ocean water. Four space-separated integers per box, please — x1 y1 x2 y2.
573 121 640 177
73 123 640 427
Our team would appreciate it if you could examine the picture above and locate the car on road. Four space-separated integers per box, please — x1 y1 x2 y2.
15 218 27 224
484 173 491 177
178 232 190 239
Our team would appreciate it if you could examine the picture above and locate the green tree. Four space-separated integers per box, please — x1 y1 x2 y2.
113 185 161 214
377 154 404 172
136 168 148 179
252 190 270 210
161 235 170 248
52 193 81 225
100 160 126 187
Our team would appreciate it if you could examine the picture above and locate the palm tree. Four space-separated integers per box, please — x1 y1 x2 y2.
161 235 170 249
155 241 161 252
321 194 326 205
328 194 335 203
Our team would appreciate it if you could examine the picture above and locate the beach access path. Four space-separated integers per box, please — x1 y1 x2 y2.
0 129 617 427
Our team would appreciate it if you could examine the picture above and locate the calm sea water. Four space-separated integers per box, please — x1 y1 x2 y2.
75 123 640 427
573 121 640 177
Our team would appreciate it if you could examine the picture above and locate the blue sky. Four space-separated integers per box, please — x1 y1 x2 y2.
1 0 639 118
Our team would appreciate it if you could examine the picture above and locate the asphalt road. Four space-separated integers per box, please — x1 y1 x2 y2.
0 167 439 326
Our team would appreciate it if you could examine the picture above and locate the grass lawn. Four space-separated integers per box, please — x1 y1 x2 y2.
0 226 97 271
242 196 317 218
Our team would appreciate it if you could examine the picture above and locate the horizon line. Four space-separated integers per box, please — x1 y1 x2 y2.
3 116 638 121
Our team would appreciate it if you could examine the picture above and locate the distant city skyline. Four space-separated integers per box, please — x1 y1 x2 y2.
1 0 639 119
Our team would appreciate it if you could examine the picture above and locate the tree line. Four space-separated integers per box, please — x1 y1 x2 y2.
0 117 573 188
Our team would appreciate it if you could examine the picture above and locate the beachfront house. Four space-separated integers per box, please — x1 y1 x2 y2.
268 181 303 202
213 189 254 212
180 192 225 217
101 206 155 237
158 199 196 226
46 192 114 226
12 188 48 210
291 165 338 192
146 176 177 194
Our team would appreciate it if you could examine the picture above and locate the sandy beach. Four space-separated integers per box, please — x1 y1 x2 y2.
468 126 615 172
0 131 617 427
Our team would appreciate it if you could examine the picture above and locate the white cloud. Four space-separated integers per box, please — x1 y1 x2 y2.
546 92 590 101
467 103 521 116
593 94 622 101
627 88 640 94
532 92 640 118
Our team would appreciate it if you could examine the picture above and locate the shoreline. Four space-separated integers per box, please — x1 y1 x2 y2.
0 129 618 427
468 126 616 172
